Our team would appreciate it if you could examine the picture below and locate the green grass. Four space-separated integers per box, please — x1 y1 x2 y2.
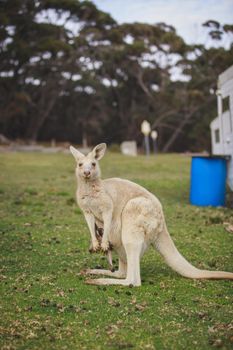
0 152 232 350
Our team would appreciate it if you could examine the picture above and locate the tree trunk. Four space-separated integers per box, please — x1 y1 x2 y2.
25 84 60 141
25 96 58 141
162 115 189 152
162 96 215 152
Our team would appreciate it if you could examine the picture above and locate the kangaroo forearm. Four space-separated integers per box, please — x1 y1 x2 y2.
84 212 96 242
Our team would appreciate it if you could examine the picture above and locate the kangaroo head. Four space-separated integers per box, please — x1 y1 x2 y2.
70 143 106 181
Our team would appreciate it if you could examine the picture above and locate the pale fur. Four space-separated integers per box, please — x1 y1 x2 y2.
70 143 233 286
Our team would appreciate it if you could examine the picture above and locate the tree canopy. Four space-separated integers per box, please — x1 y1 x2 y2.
0 0 233 151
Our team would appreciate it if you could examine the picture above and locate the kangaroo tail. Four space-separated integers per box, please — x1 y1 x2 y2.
155 227 233 280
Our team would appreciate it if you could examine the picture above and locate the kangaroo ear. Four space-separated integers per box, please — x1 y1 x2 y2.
69 145 84 161
92 143 107 160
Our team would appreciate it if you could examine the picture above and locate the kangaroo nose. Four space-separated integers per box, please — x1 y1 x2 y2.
84 170 91 177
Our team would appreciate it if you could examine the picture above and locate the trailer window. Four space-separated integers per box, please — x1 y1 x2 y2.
215 129 220 143
222 96 230 113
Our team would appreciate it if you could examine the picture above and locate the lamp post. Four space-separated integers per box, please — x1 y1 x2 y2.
151 130 158 155
141 120 151 156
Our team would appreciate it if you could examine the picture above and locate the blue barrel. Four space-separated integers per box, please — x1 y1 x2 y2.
190 156 227 207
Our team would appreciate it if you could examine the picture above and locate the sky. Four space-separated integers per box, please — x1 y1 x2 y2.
92 0 233 45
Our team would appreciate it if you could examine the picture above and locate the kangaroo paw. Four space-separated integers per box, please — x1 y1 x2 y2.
101 240 110 253
89 240 100 253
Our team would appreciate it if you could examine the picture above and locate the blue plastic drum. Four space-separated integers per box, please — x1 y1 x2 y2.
190 156 227 207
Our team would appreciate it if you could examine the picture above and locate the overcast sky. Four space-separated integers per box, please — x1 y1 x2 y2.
92 0 233 45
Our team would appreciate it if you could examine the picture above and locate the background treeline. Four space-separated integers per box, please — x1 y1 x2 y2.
0 0 233 151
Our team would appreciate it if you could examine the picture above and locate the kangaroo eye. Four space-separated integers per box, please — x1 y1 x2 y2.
78 163 83 167
92 162 96 167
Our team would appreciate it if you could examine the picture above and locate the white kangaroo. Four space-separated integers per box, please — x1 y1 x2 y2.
70 143 233 286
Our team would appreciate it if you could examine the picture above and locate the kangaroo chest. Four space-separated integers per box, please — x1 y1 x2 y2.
80 195 103 220
77 185 109 222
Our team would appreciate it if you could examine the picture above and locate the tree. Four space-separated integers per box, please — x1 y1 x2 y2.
0 1 232 152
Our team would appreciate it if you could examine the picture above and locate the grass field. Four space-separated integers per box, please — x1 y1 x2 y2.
0 151 233 350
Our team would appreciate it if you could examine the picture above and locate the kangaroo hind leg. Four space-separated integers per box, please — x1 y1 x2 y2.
82 259 127 278
85 241 143 286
